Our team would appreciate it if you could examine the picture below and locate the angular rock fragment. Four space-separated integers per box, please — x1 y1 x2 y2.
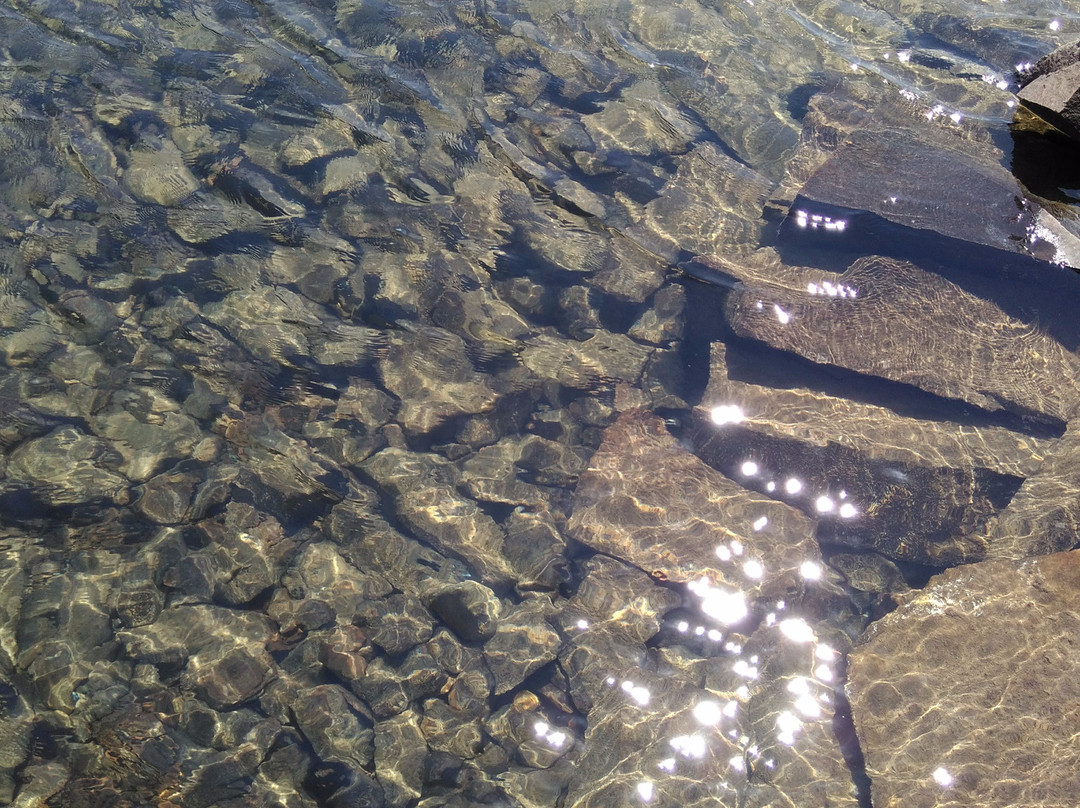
520 332 652 391
725 256 1080 424
293 684 375 770
567 555 682 644
375 710 428 806
1017 40 1080 142
282 542 393 625
426 581 502 644
123 138 200 206
6 426 129 506
379 326 497 435
182 646 274 709
357 594 435 657
502 509 569 593
848 549 1080 808
791 127 1047 258
701 342 1052 480
629 142 773 261
420 698 484 759
324 490 467 594
568 410 821 601
688 407 1020 566
980 424 1080 559
362 447 518 586
482 597 561 696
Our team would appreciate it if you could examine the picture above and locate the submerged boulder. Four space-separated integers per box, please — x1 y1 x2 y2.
848 549 1080 808
724 255 1080 425
568 410 821 602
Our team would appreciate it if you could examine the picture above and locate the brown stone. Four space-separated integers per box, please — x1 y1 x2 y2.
568 410 820 602
848 550 1080 808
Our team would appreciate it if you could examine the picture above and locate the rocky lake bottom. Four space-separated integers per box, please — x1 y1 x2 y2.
1 0 1080 806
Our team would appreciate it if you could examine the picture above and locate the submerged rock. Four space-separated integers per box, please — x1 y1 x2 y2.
700 341 1052 480
1017 40 1080 142
379 327 498 435
362 448 518 587
725 255 1080 425
848 549 1080 808
568 410 821 601
688 407 1019 566
482 597 561 696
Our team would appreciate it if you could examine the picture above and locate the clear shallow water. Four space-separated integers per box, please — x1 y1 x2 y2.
1 0 1079 805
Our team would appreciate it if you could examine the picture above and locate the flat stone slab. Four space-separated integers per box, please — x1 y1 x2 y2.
568 410 820 602
848 549 1080 808
725 255 1080 425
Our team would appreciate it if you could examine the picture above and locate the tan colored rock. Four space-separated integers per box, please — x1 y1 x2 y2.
848 549 1080 808
568 410 819 601
123 139 200 206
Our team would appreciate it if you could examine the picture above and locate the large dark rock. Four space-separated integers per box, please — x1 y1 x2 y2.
568 410 821 602
426 581 502 644
1018 40 1080 142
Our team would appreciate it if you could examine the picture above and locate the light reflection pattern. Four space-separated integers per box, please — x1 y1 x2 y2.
708 401 864 523
577 409 852 805
609 582 843 805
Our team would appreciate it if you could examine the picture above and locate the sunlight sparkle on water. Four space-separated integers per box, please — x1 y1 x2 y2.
671 734 707 758
776 711 802 745
794 694 822 718
693 700 724 726
780 618 815 643
933 767 953 787
636 781 655 802
697 584 748 624
800 560 822 580
741 460 759 476
711 404 745 425
621 681 651 705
